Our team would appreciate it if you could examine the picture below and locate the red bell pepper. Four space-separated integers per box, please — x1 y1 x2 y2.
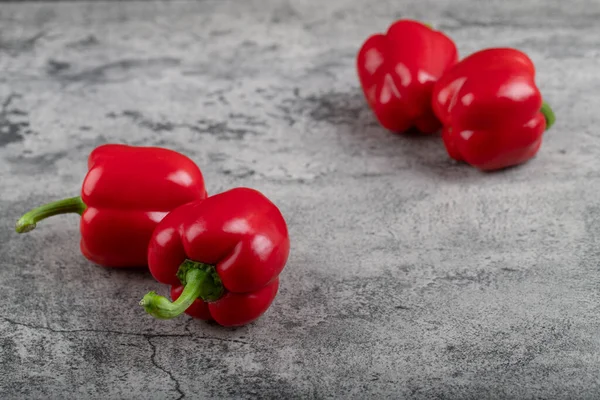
15 144 207 267
139 187 289 327
357 19 458 133
432 48 556 171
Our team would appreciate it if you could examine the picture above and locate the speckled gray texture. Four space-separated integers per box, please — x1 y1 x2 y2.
0 0 599 399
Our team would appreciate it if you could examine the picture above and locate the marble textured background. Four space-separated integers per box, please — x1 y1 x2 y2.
1 0 599 399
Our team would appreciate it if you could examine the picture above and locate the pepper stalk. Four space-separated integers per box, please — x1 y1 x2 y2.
15 196 86 233
541 101 556 130
140 260 224 319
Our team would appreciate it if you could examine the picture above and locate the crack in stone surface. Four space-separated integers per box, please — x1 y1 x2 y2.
0 315 248 344
147 336 185 400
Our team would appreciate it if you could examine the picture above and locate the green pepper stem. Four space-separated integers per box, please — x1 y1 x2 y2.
15 196 86 233
140 260 224 320
541 101 555 131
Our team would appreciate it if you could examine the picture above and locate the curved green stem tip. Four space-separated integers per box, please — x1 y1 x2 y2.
15 196 86 233
140 260 224 320
541 101 556 131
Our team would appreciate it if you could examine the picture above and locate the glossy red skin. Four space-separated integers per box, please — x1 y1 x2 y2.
147 187 290 327
80 144 207 267
171 279 280 326
357 20 458 133
432 48 547 171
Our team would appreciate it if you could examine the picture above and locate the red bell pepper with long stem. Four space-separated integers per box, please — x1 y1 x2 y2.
15 144 207 267
432 48 556 171
140 187 290 327
357 19 458 134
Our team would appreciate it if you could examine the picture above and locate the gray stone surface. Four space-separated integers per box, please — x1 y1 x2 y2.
0 0 599 398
